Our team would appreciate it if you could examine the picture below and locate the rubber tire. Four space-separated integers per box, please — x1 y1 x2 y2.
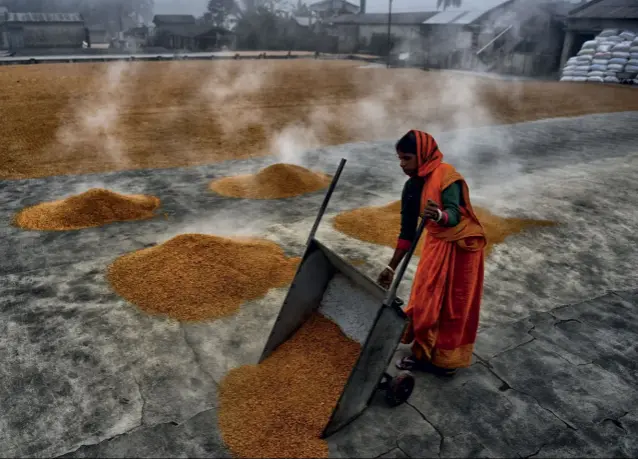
385 371 415 407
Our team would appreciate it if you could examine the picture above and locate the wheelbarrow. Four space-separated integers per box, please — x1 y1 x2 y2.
258 158 427 438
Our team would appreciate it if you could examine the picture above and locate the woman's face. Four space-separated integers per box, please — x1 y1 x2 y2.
397 150 418 176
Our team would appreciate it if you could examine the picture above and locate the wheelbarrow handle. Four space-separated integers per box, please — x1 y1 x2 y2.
383 215 427 304
305 158 347 247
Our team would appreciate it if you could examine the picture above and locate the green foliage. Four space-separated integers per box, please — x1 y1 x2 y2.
207 0 236 27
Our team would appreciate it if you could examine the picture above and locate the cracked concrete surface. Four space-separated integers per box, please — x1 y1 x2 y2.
0 112 637 457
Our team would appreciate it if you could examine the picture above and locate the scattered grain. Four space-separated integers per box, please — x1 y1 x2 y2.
210 163 331 199
218 313 361 458
13 188 160 231
107 234 299 321
3 60 638 180
333 200 556 256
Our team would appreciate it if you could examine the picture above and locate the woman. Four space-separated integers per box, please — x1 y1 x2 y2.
377 130 486 376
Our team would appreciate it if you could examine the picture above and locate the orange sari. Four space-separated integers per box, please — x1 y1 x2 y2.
401 130 486 369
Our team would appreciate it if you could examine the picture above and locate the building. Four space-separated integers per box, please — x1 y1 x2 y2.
151 14 232 51
87 25 109 48
328 12 436 54
329 0 575 76
422 0 573 76
560 0 638 69
0 12 87 50
309 0 360 20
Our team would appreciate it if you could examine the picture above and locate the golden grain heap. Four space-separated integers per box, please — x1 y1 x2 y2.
107 234 299 321
218 313 361 458
333 200 556 256
210 163 331 199
13 188 160 231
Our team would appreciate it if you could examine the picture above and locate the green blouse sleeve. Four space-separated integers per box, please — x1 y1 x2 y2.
440 181 462 227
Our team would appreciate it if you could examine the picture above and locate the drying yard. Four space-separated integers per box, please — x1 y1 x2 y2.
0 59 637 458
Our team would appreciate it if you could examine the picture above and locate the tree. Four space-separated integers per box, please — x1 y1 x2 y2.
207 0 238 27
437 0 462 10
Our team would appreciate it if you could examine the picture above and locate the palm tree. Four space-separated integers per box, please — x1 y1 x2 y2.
437 0 462 9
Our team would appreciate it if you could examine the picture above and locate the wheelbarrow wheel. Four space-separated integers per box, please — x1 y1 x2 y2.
385 371 415 407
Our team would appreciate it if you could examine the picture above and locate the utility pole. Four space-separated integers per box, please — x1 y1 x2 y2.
118 2 124 35
386 0 393 68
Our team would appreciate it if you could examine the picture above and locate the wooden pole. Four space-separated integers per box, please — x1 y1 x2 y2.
386 0 392 68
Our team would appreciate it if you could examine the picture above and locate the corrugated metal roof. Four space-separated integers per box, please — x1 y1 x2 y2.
422 0 512 25
309 0 359 10
423 10 467 24
158 24 229 37
570 0 638 19
330 12 438 25
153 14 196 24
452 9 490 24
6 12 84 22
294 16 312 26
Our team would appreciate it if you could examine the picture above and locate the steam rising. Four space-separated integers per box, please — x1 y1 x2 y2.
56 61 138 167
53 57 524 209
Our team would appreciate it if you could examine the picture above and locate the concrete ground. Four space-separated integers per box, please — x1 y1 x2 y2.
0 112 637 458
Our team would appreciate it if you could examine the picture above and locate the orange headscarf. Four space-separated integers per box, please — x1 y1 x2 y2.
411 130 443 178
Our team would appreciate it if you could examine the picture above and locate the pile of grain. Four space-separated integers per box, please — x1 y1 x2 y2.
218 313 361 458
333 200 556 256
210 163 331 199
13 188 160 231
107 234 299 321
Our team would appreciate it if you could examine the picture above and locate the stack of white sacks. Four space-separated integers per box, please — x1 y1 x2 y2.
561 29 638 84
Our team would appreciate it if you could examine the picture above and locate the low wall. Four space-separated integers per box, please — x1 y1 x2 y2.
0 51 381 66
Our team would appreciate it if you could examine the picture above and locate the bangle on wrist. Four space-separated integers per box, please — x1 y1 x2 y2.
386 265 395 274
435 208 443 222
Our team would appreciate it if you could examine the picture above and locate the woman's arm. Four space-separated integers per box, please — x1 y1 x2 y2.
378 178 422 287
434 181 462 227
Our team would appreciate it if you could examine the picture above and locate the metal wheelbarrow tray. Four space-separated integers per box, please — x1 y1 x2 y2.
259 158 427 438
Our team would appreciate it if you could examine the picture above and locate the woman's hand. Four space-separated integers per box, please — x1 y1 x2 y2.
422 199 441 221
377 267 395 289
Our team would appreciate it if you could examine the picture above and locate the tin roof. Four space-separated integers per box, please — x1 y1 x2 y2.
6 12 84 23
309 0 359 12
423 0 514 25
293 16 312 26
570 0 638 19
330 11 438 25
153 14 197 24
157 24 229 37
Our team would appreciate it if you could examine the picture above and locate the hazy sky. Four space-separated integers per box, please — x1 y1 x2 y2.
153 0 582 16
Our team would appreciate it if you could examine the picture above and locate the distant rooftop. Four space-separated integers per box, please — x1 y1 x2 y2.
293 16 313 27
309 0 359 11
423 9 490 24
152 14 197 24
329 12 438 25
157 24 230 38
5 12 84 23
569 0 638 19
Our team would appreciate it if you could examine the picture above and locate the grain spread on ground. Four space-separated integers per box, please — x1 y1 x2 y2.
107 234 299 321
209 163 331 199
3 60 638 180
218 313 361 458
333 200 556 256
13 188 160 231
